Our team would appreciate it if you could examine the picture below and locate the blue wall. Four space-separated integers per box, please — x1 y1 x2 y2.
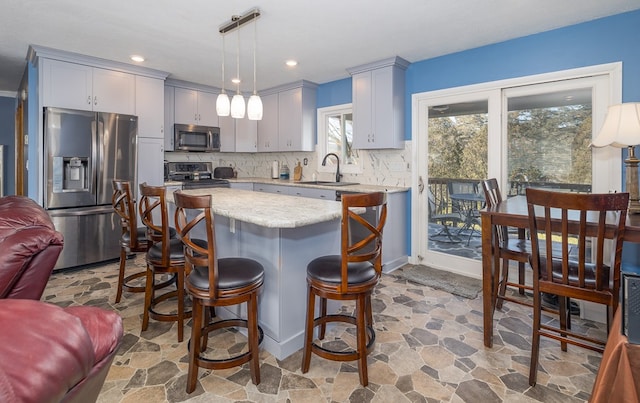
316 10 640 138
317 77 352 108
316 9 640 264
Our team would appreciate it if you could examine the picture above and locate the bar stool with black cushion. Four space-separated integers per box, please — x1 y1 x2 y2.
139 183 196 342
526 188 628 386
481 178 532 309
301 192 387 387
173 191 264 393
112 180 175 303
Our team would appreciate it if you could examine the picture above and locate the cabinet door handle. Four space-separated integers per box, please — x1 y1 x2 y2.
94 96 98 106
87 96 91 105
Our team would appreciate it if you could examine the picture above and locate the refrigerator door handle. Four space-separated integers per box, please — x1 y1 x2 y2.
46 205 114 217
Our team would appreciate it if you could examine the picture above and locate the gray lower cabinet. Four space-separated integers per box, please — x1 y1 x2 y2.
252 183 335 200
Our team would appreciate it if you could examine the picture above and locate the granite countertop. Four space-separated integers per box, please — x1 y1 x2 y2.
167 187 344 229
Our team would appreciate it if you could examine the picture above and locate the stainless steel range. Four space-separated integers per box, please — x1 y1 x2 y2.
165 162 230 189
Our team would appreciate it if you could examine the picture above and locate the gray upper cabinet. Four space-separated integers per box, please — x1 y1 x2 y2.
348 57 409 149
257 80 317 152
257 93 279 152
174 87 219 127
219 115 257 152
41 58 135 115
135 75 164 139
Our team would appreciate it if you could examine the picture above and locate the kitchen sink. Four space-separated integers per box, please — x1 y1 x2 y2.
298 181 359 186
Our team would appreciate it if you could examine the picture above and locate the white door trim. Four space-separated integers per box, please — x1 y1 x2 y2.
411 62 622 277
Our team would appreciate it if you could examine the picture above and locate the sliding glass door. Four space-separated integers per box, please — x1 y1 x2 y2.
414 65 620 277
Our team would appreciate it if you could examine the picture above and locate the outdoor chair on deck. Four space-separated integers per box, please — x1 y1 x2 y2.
481 178 532 309
428 188 462 242
301 192 387 386
448 180 484 244
526 188 628 386
174 191 264 393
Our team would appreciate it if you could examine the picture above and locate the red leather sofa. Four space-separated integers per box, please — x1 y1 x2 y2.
0 195 64 299
0 299 123 402
0 196 124 402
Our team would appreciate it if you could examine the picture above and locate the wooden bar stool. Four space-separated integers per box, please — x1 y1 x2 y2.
301 192 387 386
138 183 194 342
112 180 174 303
174 191 264 393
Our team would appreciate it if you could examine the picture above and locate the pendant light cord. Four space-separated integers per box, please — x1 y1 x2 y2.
253 18 257 95
221 34 226 93
236 20 240 95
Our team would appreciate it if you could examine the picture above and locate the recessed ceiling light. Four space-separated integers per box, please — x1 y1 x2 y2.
130 55 145 63
285 60 298 67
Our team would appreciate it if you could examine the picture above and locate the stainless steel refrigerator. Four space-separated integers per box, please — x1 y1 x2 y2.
44 107 137 270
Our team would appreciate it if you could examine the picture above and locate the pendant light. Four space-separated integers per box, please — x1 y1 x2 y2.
216 33 230 116
247 16 263 120
230 18 245 119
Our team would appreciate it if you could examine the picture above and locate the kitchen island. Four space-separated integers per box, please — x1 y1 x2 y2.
168 188 366 359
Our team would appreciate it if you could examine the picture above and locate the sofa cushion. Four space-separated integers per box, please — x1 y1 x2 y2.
0 299 122 403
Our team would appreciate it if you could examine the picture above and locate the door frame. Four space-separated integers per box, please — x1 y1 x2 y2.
411 62 622 278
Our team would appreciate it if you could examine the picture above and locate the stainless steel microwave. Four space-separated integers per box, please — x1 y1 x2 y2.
174 124 220 152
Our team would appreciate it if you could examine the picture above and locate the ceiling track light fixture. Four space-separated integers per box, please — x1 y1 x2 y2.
219 8 262 120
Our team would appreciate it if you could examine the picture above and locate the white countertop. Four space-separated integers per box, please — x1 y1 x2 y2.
167 187 344 229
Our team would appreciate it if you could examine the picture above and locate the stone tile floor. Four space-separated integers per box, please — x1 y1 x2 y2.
42 256 604 402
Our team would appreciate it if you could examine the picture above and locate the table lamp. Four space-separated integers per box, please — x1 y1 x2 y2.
591 103 640 214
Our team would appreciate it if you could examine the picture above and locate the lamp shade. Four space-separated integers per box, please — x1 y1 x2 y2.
247 94 263 120
231 94 246 119
216 92 230 117
591 103 640 148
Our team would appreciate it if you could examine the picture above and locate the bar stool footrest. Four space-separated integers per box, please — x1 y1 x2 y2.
191 319 264 370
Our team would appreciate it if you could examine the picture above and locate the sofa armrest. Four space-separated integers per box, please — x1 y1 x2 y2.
0 299 123 403
0 196 64 299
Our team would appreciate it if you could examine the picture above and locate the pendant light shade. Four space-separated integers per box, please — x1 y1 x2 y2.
231 93 246 119
247 94 263 120
216 33 230 116
247 15 262 120
216 92 230 117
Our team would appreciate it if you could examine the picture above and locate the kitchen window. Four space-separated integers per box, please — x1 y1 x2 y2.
317 104 360 173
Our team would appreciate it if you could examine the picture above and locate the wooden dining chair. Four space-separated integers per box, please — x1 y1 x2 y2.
481 178 532 310
112 180 174 303
174 191 264 393
526 188 628 386
138 183 193 342
301 192 387 386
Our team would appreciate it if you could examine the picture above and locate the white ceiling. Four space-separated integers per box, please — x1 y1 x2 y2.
2 0 639 94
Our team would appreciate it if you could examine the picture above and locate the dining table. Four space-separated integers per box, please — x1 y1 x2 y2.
479 195 640 348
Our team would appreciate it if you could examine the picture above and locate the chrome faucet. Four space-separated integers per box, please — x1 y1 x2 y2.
322 153 342 182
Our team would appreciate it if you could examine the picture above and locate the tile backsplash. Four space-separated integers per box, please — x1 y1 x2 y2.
164 141 413 188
